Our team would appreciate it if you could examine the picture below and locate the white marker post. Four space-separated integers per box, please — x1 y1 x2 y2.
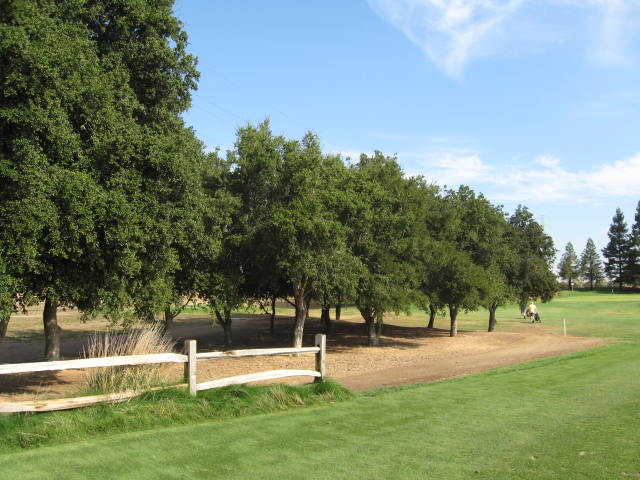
563 318 567 337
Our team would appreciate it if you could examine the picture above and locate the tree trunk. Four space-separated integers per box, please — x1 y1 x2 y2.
292 286 307 349
589 277 594 290
214 309 233 347
162 308 174 336
449 305 458 337
0 313 9 340
569 276 573 291
321 305 331 333
269 297 276 335
222 320 232 347
375 312 384 338
518 300 526 318
365 315 378 346
427 305 436 329
335 303 341 322
488 305 497 332
43 297 61 360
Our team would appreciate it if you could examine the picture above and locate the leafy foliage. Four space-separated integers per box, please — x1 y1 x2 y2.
0 0 223 356
345 152 429 345
506 206 557 311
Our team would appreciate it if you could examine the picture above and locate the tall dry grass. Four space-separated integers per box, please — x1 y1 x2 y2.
83 324 175 394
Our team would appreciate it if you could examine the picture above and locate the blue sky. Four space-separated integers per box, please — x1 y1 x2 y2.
175 0 640 261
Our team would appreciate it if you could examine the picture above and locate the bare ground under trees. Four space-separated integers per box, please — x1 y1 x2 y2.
0 309 605 402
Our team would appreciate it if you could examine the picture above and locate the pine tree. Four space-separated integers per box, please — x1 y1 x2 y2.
579 239 605 290
558 242 579 290
628 201 640 287
602 208 630 290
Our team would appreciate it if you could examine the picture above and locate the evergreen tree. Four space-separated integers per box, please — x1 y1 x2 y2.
579 238 605 290
602 208 630 290
558 242 579 290
628 201 640 287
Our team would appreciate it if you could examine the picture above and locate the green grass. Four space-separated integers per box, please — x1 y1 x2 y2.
384 289 640 340
251 289 640 341
0 381 352 454
1 291 638 478
0 342 638 479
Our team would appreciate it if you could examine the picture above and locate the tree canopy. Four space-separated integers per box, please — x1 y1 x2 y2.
0 0 219 358
506 206 557 313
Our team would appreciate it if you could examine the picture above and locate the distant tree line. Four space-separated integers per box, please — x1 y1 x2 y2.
558 202 640 290
602 204 640 289
0 1 558 359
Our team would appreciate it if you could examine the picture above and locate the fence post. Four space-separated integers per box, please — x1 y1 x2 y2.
314 334 326 382
184 339 197 396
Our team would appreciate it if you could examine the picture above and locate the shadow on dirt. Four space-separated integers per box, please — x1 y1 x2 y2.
0 312 455 395
0 371 73 395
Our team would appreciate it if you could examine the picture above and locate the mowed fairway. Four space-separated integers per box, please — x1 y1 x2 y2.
1 292 638 479
386 289 640 341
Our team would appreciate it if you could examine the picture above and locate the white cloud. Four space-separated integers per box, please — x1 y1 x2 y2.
420 151 490 184
404 149 640 202
534 155 561 168
367 0 640 76
593 0 636 67
587 153 640 195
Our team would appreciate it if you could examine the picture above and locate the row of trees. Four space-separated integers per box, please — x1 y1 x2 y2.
558 239 605 290
558 202 640 290
0 1 558 359
220 123 557 348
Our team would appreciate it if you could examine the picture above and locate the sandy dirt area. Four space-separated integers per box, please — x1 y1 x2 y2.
0 310 606 402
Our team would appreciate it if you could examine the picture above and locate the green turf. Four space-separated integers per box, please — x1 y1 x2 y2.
267 289 640 340
1 290 638 478
0 342 638 479
382 289 640 340
0 381 352 453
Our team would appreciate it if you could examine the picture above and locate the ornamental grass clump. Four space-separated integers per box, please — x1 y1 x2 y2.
83 325 175 394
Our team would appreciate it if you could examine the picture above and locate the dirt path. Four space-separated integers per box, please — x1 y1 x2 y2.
336 327 604 390
0 314 606 401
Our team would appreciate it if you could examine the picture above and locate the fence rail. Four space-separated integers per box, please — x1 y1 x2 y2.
0 334 327 413
185 334 327 395
196 346 320 360
0 353 187 375
196 369 321 391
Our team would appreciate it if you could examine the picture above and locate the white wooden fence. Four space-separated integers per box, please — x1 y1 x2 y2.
0 334 326 413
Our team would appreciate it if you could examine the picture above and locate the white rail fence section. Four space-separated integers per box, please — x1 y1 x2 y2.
0 334 327 414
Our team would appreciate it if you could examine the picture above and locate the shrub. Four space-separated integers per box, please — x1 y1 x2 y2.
83 324 175 394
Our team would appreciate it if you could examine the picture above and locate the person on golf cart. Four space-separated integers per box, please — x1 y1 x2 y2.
525 301 540 323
